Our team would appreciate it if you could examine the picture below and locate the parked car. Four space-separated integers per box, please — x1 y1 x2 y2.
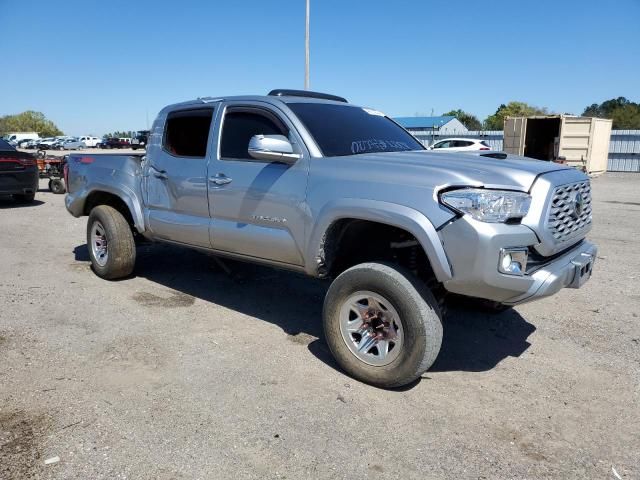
79 136 101 148
0 138 38 203
16 138 37 148
60 138 86 150
65 89 597 388
99 137 131 149
37 137 58 149
24 139 41 149
428 138 492 152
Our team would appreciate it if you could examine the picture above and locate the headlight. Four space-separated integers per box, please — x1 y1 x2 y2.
440 188 531 223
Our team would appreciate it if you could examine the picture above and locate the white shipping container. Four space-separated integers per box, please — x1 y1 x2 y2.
503 115 612 174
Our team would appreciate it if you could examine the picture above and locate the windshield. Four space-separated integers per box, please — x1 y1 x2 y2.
288 103 424 157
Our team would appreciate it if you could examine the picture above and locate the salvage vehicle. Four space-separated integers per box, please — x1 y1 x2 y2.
65 89 597 388
0 138 38 203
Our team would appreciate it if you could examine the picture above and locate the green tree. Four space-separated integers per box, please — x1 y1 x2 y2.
582 97 640 129
484 102 549 130
0 111 63 137
442 109 482 130
103 131 135 139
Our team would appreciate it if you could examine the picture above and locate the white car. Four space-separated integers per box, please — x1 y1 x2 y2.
37 137 59 149
429 138 492 152
79 136 101 147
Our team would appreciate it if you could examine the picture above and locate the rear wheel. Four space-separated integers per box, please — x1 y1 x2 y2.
49 178 66 194
323 262 443 388
87 205 136 279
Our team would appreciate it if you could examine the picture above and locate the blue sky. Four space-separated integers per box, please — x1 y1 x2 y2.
1 0 638 136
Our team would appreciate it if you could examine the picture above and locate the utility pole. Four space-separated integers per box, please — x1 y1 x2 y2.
305 0 310 90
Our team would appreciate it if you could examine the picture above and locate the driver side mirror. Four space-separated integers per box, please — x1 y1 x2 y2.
248 135 301 163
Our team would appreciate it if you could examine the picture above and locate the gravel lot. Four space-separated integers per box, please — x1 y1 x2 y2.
1 173 638 479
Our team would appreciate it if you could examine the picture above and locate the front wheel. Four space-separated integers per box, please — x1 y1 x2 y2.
323 262 443 388
87 205 136 279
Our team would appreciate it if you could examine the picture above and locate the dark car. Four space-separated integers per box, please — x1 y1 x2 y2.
131 130 150 150
0 138 38 203
99 137 131 149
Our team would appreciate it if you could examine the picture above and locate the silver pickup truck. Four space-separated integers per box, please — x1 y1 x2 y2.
65 89 597 387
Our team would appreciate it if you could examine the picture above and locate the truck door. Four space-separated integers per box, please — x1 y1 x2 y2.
143 107 215 247
207 103 309 266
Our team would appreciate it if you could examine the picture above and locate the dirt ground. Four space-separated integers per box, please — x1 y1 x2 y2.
0 173 638 479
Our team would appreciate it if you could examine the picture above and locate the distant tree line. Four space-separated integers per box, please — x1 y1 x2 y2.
582 97 640 129
0 111 63 137
103 131 136 139
441 97 640 130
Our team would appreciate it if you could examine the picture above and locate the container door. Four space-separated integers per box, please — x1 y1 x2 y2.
503 117 526 155
587 118 612 173
558 117 592 170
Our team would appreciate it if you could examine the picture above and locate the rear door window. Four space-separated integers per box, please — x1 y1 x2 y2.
163 109 214 157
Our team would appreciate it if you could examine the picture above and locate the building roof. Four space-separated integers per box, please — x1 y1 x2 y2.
394 116 457 129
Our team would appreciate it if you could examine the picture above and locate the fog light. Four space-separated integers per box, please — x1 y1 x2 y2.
501 253 513 271
498 248 528 276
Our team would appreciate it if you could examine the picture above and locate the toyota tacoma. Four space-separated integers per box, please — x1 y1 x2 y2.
65 89 597 387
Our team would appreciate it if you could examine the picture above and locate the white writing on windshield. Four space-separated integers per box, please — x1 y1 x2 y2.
351 139 413 154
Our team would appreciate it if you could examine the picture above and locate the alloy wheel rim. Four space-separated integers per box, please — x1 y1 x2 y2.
339 291 404 366
90 221 108 267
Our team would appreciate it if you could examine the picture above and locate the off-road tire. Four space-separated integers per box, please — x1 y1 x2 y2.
13 193 36 203
49 178 66 194
87 205 136 280
323 262 443 388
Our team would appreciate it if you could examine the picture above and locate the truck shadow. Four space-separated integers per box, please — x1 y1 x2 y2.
73 243 535 379
430 298 535 372
0 196 45 209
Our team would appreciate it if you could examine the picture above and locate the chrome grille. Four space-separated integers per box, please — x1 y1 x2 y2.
548 181 592 241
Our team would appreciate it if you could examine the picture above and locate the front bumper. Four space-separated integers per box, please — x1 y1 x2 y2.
438 216 597 305
501 241 596 305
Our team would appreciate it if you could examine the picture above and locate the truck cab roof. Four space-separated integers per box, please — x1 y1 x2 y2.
159 90 355 114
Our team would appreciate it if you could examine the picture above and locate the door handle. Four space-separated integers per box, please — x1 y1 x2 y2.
209 174 232 185
150 165 167 179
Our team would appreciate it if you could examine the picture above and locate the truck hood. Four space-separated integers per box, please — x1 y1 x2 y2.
347 150 571 191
